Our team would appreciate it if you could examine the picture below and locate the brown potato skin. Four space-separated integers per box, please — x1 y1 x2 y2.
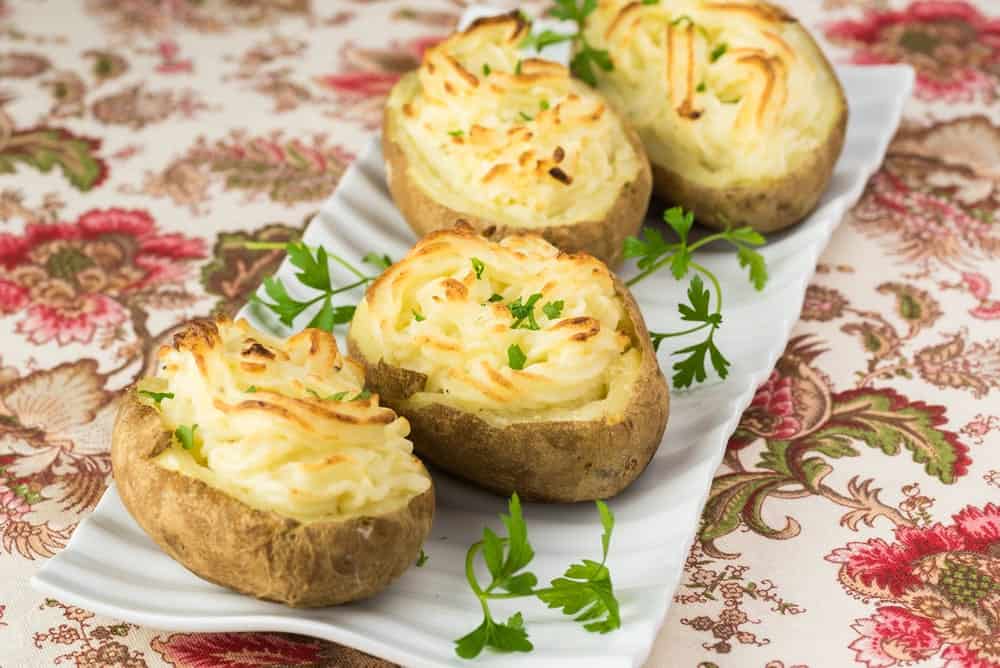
111 388 434 607
382 105 653 267
648 29 848 234
348 276 669 503
652 99 847 233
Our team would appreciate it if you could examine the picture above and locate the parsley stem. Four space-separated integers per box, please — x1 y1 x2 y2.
649 322 711 339
235 241 293 250
328 252 369 282
465 541 488 598
235 240 373 283
624 244 683 286
690 261 723 314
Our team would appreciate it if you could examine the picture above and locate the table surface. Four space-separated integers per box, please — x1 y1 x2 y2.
2 1 998 667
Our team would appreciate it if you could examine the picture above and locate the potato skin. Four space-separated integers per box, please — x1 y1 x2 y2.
382 105 653 268
111 388 434 607
651 89 848 233
348 276 669 503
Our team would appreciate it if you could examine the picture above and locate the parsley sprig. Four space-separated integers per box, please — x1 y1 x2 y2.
509 293 543 330
455 494 619 659
242 241 390 332
520 0 613 86
624 207 767 389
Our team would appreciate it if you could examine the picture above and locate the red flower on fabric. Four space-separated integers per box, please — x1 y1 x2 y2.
0 208 205 345
150 632 353 668
850 606 943 668
829 503 1000 667
828 524 967 596
825 1 1000 103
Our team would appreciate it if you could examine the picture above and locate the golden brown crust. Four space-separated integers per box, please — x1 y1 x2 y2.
382 105 653 267
650 37 848 233
347 275 669 503
111 388 434 607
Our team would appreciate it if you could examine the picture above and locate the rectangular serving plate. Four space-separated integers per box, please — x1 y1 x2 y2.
33 60 913 668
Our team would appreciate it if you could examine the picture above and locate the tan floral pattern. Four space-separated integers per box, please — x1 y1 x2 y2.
3 1 1000 667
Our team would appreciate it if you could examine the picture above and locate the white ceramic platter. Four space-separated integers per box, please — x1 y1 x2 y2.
32 32 913 668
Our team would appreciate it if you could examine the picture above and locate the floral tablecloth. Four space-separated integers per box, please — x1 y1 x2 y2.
1 0 998 666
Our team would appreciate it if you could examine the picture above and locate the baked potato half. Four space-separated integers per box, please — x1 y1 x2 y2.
111 318 434 607
383 12 652 266
348 226 669 502
582 0 848 232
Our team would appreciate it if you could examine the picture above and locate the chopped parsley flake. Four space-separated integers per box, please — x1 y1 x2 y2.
138 390 174 405
543 300 564 319
507 344 527 370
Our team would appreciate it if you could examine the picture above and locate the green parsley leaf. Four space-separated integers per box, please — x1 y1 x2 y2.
678 275 719 325
499 493 535 583
514 59 523 75
727 226 767 246
488 293 504 303
286 242 329 290
738 246 768 291
570 46 613 86
641 0 659 4
471 257 485 279
328 391 350 401
256 276 310 326
623 227 673 271
536 499 620 633
507 344 527 370
308 295 336 331
543 300 564 319
710 42 728 62
540 99 550 111
482 63 491 76
596 499 614 560
354 389 372 401
246 385 258 393
307 388 323 400
413 309 426 321
448 129 464 137
672 330 730 388
520 29 573 52
454 614 533 659
175 424 198 450
138 390 174 405
416 549 429 567
537 564 620 633
519 111 534 122
549 0 597 21
362 252 393 271
670 14 693 26
663 206 694 245
509 293 543 330
696 81 706 92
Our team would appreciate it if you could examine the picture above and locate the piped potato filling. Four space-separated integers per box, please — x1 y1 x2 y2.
350 229 643 425
583 0 844 186
139 319 430 523
385 12 643 229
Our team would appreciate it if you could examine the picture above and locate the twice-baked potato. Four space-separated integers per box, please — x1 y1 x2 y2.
111 318 434 607
347 226 669 502
582 0 848 232
383 12 652 266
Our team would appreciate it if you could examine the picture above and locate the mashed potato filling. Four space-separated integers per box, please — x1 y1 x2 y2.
385 13 642 229
139 319 430 523
584 0 843 186
350 230 642 425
